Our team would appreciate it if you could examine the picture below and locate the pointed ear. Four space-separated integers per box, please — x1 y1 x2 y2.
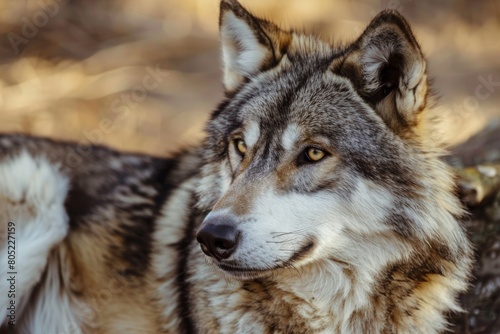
340 10 428 132
219 0 290 93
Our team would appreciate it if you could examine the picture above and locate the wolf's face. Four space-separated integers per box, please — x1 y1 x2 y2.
196 0 439 279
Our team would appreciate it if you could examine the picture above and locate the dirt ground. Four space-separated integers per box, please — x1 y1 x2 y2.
0 0 499 156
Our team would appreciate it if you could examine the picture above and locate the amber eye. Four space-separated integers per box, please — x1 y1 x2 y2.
234 139 247 155
305 147 326 162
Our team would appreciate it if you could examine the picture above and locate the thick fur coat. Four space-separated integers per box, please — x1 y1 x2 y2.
0 1 472 333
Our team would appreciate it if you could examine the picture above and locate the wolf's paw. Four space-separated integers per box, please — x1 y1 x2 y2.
0 151 70 247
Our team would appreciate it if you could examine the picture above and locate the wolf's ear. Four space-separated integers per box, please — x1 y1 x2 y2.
219 0 290 93
340 10 428 132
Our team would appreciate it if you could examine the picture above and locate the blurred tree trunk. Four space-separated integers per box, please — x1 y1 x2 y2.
447 121 500 334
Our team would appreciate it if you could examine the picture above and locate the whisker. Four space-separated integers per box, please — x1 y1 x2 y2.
266 237 299 244
270 221 330 239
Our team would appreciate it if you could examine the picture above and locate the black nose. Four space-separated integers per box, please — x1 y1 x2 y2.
196 222 239 260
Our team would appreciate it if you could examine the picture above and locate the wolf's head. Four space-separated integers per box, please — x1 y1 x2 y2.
195 0 470 300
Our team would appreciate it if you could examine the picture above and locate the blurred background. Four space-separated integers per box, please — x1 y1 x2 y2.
0 0 499 156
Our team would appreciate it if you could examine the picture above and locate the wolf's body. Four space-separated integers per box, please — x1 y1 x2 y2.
0 1 472 333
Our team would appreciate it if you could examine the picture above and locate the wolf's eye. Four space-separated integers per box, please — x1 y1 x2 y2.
305 147 326 162
234 139 247 155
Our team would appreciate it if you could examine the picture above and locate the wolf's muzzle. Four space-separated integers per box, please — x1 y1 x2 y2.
196 217 240 260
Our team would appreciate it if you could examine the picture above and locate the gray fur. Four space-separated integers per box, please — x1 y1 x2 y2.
0 1 472 333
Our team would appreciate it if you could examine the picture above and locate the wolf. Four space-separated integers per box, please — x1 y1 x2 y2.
0 0 473 333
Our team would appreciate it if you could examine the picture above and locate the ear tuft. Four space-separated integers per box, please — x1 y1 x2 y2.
219 0 290 93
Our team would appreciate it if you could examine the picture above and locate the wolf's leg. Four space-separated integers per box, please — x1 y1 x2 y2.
0 151 69 325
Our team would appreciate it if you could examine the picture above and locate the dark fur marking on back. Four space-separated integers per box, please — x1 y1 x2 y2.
112 158 180 278
64 184 102 229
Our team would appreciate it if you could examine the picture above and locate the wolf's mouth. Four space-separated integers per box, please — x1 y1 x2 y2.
213 240 316 279
285 241 315 263
217 264 274 279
